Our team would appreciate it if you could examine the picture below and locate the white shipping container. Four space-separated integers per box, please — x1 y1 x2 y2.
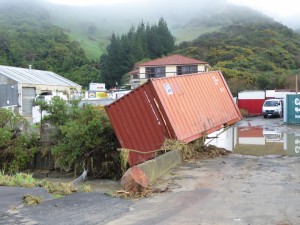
238 90 265 100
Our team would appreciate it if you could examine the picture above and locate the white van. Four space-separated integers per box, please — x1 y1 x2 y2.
262 99 283 118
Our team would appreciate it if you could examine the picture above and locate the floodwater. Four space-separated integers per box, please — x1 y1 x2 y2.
205 117 300 157
34 175 122 193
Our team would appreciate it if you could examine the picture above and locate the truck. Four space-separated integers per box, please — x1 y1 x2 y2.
262 99 283 118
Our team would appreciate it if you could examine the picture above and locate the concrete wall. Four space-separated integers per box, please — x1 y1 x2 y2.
137 150 183 183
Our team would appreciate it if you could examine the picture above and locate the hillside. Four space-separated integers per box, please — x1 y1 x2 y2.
0 1 100 88
176 20 300 95
1 0 300 92
42 2 275 60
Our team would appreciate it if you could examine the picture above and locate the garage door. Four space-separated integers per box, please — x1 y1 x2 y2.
22 87 36 117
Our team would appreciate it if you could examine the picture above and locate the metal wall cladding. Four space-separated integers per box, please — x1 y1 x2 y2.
286 94 300 124
105 83 168 166
238 99 265 115
105 71 242 166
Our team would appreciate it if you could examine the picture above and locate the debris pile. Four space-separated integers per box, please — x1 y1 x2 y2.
112 187 170 199
162 138 230 160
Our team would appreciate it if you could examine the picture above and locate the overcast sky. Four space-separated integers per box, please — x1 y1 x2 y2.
46 0 300 28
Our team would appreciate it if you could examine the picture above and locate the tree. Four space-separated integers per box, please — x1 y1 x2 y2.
100 18 175 88
0 109 38 173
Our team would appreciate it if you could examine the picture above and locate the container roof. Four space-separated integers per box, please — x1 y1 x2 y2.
137 54 208 67
0 65 81 87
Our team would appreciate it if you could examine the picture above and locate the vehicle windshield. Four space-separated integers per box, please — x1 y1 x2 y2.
264 101 278 107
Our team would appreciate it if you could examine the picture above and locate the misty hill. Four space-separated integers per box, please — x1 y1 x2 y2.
1 0 300 93
0 1 100 87
44 3 276 60
176 20 300 94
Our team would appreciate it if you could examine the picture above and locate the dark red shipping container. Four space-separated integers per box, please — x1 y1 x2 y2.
105 71 242 165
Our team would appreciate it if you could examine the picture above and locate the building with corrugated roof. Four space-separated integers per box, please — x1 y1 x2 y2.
0 65 81 118
128 54 210 89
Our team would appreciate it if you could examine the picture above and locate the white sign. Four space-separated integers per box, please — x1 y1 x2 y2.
89 83 106 91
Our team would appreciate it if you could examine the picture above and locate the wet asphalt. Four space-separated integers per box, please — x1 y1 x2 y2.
0 187 132 225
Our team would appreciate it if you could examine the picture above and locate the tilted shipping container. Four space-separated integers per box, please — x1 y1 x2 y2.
105 71 242 166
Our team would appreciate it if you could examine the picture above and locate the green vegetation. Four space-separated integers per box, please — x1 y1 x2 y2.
0 97 122 179
0 109 38 173
176 21 300 95
38 97 121 179
0 1 100 88
100 18 175 88
0 172 88 199
0 172 39 187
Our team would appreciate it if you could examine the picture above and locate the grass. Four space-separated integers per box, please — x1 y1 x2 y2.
0 172 91 195
0 172 39 188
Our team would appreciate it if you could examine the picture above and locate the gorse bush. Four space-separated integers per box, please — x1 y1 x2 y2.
38 98 121 179
0 109 38 173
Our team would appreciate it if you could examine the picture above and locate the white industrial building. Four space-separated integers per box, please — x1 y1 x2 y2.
0 65 81 118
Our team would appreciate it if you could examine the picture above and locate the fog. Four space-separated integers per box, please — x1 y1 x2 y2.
0 0 299 29
43 0 300 29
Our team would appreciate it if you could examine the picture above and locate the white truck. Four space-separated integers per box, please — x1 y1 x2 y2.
262 99 283 118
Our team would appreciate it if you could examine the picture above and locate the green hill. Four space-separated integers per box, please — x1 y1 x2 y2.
176 20 300 95
0 0 100 87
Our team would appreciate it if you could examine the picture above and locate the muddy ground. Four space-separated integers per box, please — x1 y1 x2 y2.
1 116 300 225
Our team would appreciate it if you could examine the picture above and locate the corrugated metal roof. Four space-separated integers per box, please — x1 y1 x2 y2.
0 65 81 87
106 71 242 166
137 54 208 67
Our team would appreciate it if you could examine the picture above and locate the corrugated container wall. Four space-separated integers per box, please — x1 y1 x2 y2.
105 71 242 166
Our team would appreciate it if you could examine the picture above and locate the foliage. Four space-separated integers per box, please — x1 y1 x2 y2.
100 18 175 88
0 172 39 188
0 1 100 88
176 20 300 93
0 109 38 173
0 172 80 195
41 98 121 179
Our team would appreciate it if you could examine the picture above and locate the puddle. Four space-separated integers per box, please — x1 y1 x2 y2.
205 125 300 157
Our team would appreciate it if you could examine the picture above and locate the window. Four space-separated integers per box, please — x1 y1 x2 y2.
145 67 166 78
177 65 198 75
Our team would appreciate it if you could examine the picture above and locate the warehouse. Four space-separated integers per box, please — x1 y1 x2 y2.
0 65 81 119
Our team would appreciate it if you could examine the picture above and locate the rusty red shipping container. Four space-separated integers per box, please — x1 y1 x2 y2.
105 71 242 166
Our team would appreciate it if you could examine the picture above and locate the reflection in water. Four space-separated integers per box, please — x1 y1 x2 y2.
205 126 300 157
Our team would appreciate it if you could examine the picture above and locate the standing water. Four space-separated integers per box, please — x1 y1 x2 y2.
205 117 300 157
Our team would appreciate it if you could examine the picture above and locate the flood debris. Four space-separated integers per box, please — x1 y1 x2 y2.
23 194 43 205
46 182 77 195
162 138 230 160
112 187 170 199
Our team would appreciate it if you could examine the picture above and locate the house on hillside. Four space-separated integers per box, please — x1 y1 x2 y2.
128 54 210 89
0 65 81 119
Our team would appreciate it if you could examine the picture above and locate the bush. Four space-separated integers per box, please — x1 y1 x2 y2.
40 98 121 179
0 109 38 173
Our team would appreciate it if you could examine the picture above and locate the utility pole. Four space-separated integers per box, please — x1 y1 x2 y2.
296 74 298 94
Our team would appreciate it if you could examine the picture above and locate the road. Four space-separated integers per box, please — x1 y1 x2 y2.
1 117 300 225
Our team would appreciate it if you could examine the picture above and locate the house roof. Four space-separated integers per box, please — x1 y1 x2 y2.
0 65 81 87
137 54 208 67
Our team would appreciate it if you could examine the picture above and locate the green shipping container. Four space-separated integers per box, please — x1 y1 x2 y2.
286 133 300 156
286 94 300 124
